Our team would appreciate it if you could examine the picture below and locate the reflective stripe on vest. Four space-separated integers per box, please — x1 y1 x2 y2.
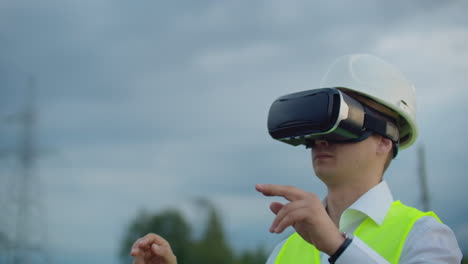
274 200 441 264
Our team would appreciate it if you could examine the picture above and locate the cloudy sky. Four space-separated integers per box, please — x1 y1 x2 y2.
1 0 467 263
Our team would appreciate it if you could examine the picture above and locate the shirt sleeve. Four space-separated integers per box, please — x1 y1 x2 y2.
399 215 462 263
334 237 390 264
336 216 462 264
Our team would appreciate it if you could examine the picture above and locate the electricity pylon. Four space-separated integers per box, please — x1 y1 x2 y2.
418 144 430 212
1 75 50 264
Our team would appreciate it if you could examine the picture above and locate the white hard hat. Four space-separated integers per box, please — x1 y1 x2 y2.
320 54 417 149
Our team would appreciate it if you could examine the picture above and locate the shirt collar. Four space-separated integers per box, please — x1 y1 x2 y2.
339 180 394 230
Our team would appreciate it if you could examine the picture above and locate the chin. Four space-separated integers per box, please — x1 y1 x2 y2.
313 167 336 181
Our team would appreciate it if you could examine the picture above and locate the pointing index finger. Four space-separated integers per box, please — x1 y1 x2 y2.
256 184 306 201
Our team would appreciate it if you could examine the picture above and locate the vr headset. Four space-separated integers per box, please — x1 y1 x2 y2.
267 88 399 153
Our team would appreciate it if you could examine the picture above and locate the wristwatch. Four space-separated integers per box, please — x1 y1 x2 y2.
328 232 353 264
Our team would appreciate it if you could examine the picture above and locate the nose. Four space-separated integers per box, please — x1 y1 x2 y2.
314 139 329 147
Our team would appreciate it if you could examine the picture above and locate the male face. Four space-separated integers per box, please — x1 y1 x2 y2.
310 135 386 186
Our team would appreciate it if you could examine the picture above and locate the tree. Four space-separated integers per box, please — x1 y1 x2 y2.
119 209 191 264
234 246 269 264
189 204 234 264
120 200 268 264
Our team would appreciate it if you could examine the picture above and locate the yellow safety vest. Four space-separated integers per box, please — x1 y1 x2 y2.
274 200 441 264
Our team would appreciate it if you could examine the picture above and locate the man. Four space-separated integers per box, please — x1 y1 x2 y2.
260 54 462 263
130 54 462 263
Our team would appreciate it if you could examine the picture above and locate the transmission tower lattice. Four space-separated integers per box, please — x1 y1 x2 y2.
1 76 51 264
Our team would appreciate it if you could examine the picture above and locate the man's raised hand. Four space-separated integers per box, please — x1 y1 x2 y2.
130 233 177 264
256 184 344 255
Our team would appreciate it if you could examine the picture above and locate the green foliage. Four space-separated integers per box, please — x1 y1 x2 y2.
234 246 269 264
120 202 268 264
119 209 191 264
189 207 234 264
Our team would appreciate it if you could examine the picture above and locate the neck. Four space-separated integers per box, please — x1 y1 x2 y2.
325 177 381 227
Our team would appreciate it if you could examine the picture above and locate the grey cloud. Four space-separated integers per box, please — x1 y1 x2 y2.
1 1 467 262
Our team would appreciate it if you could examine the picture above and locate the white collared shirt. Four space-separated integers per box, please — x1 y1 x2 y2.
266 181 462 263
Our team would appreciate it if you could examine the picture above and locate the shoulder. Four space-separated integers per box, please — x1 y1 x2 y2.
400 215 462 263
265 238 288 264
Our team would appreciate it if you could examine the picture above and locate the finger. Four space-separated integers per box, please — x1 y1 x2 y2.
269 202 284 215
132 255 144 264
130 247 140 256
132 237 143 249
131 238 144 254
270 200 309 233
256 184 307 201
274 208 309 234
131 237 151 256
151 243 175 261
139 233 169 248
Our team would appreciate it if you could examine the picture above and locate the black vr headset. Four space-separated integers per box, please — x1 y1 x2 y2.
267 88 399 155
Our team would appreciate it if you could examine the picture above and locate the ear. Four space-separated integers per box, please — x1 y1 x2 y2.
376 136 393 156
